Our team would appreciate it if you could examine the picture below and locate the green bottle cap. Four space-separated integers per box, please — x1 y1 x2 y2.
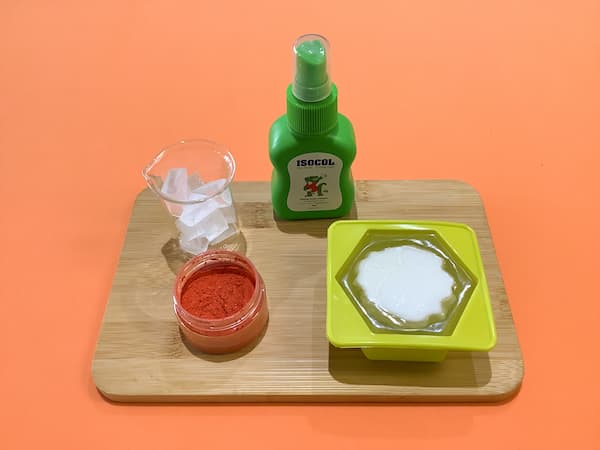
286 84 338 135
287 34 338 135
292 35 331 102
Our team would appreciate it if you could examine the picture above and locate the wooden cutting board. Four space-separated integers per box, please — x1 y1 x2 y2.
92 180 523 402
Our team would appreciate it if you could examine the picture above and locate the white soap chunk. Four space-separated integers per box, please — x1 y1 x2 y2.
177 200 228 242
178 200 219 228
191 178 227 197
187 191 210 202
199 208 228 241
220 205 237 224
213 188 236 223
356 245 455 323
187 172 204 191
179 234 209 255
160 168 189 201
211 224 237 244
173 177 235 246
213 187 232 207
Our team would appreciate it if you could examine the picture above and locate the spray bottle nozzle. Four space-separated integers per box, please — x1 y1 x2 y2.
292 35 331 102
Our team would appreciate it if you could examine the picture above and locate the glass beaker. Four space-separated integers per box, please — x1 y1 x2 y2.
143 139 241 254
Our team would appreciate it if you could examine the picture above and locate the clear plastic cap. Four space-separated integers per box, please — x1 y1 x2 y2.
292 34 331 102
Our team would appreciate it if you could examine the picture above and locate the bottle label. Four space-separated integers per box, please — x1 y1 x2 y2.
287 152 343 211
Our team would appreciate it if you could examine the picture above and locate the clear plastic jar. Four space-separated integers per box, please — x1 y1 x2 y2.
173 250 268 354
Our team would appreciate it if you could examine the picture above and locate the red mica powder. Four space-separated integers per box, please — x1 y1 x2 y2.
174 250 268 354
180 268 254 319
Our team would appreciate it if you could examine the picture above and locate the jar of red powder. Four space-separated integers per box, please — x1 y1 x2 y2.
173 250 268 354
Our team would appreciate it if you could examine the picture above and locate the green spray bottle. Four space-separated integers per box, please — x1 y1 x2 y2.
269 34 356 220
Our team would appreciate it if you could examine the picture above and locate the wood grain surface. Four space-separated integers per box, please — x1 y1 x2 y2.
92 180 523 402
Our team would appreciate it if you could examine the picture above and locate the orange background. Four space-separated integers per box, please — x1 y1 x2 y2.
1 1 599 448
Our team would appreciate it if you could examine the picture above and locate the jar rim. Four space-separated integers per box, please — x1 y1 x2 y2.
173 250 264 333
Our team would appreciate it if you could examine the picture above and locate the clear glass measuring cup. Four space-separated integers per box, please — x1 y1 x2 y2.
142 139 240 255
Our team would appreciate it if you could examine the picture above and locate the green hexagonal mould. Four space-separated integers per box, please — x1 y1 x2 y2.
326 221 496 362
336 229 477 335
